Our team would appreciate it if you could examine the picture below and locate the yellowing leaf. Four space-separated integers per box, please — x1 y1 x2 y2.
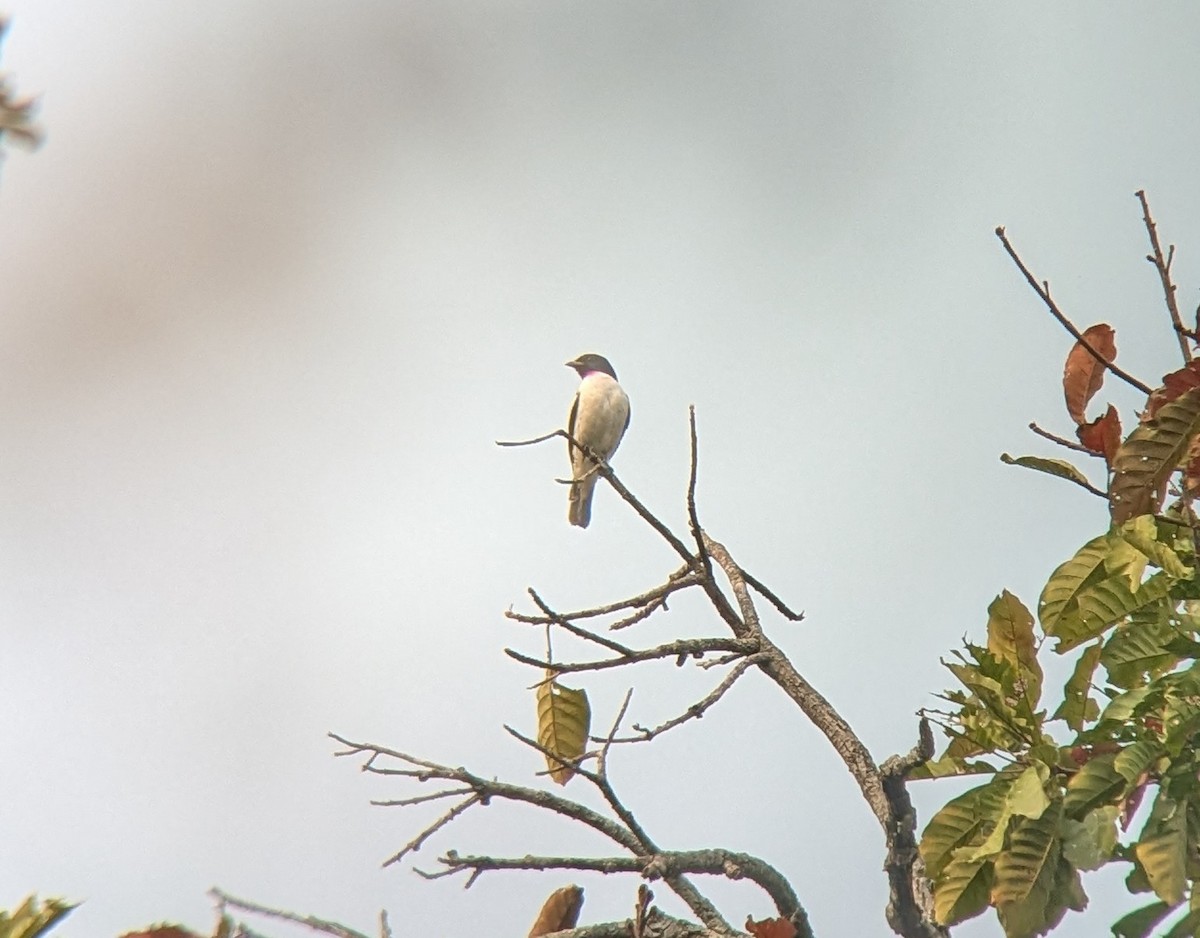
1000 453 1094 490
527 885 584 938
986 590 1042 709
536 671 590 785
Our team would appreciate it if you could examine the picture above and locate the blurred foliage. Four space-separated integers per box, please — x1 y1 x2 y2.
0 896 75 938
0 18 43 154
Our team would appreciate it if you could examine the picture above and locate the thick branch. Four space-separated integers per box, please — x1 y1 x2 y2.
703 536 890 835
995 226 1152 394
879 721 947 938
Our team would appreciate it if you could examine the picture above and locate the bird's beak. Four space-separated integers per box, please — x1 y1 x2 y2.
565 359 580 369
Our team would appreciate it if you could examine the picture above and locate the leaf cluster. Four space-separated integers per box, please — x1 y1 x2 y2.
922 208 1200 937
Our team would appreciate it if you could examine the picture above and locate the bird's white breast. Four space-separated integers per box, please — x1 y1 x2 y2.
574 373 630 459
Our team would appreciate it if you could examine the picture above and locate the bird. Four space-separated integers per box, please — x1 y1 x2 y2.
565 353 630 528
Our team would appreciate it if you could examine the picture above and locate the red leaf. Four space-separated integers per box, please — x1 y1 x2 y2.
1146 360 1200 421
746 916 798 938
1063 324 1116 425
1076 404 1122 464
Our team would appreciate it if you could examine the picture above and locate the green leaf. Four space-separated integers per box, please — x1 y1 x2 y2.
1111 901 1173 938
933 853 993 926
1052 571 1175 654
1053 642 1102 731
1103 605 1181 689
1060 805 1118 871
964 764 1051 863
1111 385 1200 524
1000 453 1096 490
1134 788 1188 906
1039 534 1111 637
907 754 998 780
535 672 591 785
921 775 1014 877
1063 752 1126 819
987 590 1044 710
1114 741 1165 785
1100 684 1154 725
1120 515 1194 579
991 799 1062 911
1165 908 1200 937
991 800 1061 905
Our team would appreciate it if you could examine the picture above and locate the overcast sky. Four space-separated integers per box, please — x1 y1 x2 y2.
4 4 1200 937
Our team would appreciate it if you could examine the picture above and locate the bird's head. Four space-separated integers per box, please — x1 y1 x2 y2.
566 353 617 380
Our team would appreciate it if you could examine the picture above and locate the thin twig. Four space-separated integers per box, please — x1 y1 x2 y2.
382 794 482 866
995 226 1152 394
209 888 370 938
607 653 769 744
371 787 475 807
506 569 698 625
741 568 805 622
503 427 697 563
686 406 712 575
1028 421 1093 455
1136 189 1192 363
505 636 757 677
598 688 634 778
427 848 807 927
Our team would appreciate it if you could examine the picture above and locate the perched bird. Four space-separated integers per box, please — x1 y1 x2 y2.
565 353 630 528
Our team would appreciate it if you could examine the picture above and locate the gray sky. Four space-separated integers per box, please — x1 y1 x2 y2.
4 3 1200 936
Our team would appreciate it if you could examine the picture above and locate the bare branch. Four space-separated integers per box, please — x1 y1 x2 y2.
496 429 563 447
740 568 805 622
507 571 698 627
608 653 770 744
430 848 810 929
209 888 371 938
505 637 758 677
1136 189 1192 363
370 787 475 807
330 733 644 853
995 226 1152 394
1028 421 1093 455
382 794 481 867
686 406 712 576
597 688 634 778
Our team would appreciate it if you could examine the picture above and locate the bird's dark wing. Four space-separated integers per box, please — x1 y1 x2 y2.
567 390 581 461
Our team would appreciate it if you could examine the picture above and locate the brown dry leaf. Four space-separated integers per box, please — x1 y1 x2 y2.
745 916 798 938
527 885 584 938
1063 323 1116 425
1076 404 1122 464
1145 360 1200 421
118 927 204 938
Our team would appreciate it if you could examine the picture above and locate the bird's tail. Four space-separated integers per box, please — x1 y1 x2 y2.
568 475 596 528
